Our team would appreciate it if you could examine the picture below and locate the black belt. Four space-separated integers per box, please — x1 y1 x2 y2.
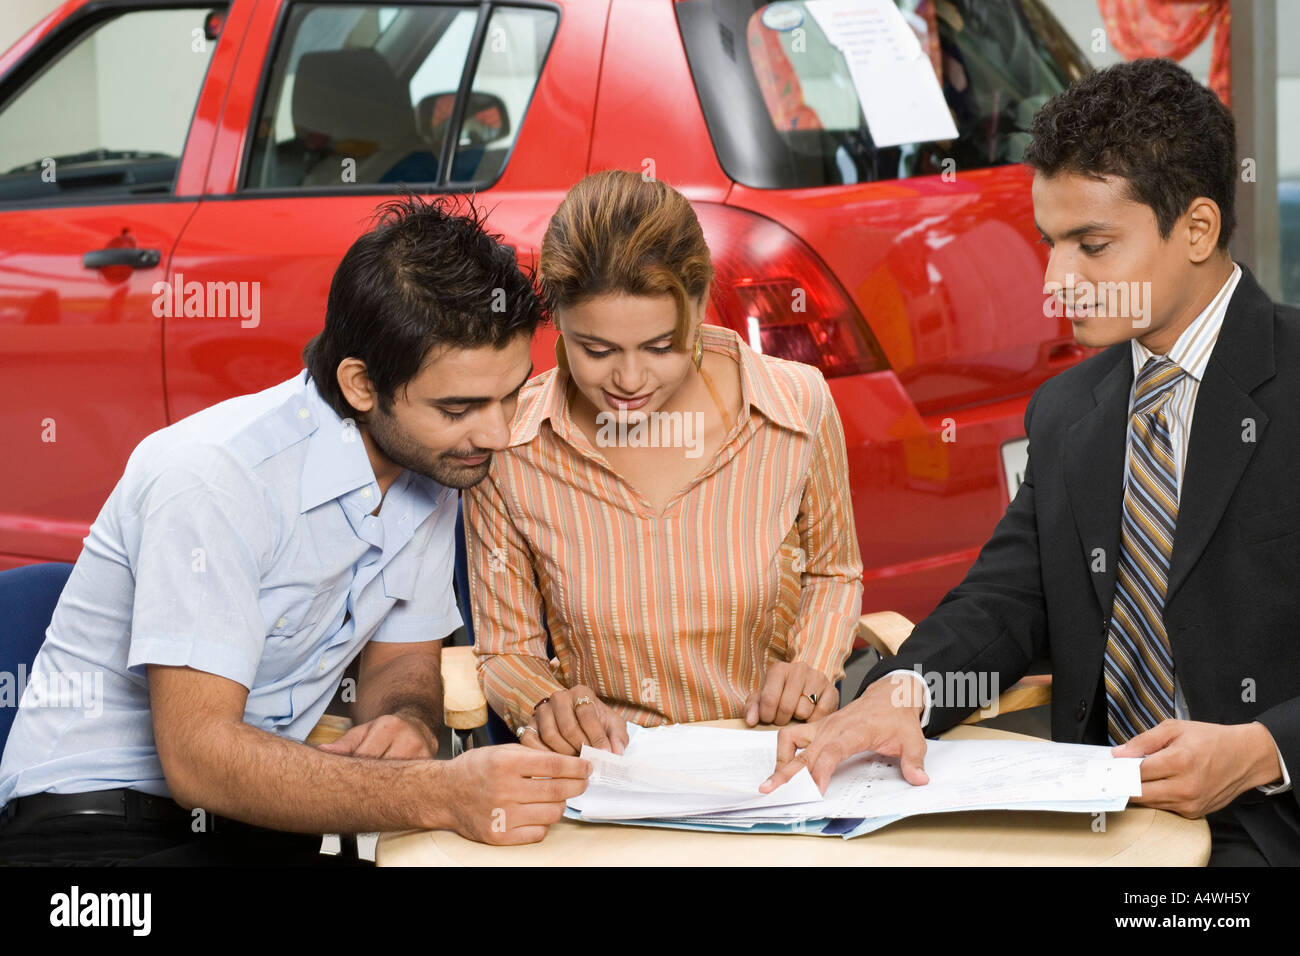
0 788 251 834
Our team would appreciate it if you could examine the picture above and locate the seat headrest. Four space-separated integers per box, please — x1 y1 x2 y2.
292 49 414 148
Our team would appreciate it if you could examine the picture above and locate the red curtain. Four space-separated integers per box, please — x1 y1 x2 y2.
1097 0 1231 107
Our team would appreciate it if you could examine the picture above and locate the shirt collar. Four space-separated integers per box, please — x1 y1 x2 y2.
509 324 809 447
715 324 809 434
1131 262 1241 384
296 371 383 514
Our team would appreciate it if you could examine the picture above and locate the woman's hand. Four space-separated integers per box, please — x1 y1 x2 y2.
517 684 629 755
744 662 838 726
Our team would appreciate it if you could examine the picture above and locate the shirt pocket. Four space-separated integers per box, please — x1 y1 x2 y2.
254 585 337 690
262 585 335 639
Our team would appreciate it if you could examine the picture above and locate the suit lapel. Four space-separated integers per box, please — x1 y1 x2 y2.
1166 266 1276 606
1063 349 1132 616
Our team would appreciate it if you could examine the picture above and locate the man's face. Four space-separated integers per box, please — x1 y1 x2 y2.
361 334 533 489
1032 170 1196 350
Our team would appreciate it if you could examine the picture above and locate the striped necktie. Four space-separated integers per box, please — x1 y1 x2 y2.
1104 356 1186 745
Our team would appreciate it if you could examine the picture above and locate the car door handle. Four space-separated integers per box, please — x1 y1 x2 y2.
82 247 161 270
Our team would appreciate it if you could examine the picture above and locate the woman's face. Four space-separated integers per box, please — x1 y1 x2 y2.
556 292 703 419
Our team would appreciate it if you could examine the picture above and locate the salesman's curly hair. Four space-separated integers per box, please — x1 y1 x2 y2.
1023 58 1237 248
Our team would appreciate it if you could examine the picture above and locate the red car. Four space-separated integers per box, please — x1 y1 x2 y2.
0 0 1090 625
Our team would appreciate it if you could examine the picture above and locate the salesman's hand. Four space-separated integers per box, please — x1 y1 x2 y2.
519 684 629 756
1112 719 1284 818
445 745 591 845
317 710 437 759
760 672 930 794
744 661 838 726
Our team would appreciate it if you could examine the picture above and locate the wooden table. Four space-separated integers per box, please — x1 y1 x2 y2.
375 721 1210 866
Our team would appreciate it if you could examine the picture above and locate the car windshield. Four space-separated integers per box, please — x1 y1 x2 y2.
676 0 1091 188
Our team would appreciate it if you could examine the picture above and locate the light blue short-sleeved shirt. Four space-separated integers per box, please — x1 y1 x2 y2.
0 371 462 804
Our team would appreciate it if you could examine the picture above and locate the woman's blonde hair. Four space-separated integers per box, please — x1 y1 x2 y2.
539 170 714 351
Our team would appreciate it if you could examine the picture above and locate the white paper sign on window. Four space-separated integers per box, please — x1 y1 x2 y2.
804 0 958 148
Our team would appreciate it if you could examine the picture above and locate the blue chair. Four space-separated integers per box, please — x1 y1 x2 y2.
0 562 74 759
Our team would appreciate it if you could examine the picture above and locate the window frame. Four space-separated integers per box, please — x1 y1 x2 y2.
0 0 231 208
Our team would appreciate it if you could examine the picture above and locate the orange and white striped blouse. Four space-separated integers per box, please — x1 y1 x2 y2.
464 323 863 731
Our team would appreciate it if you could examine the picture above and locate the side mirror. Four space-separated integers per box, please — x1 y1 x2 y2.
203 9 225 41
416 91 510 149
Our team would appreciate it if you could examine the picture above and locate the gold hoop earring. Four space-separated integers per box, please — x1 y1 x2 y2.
554 335 570 373
692 329 704 370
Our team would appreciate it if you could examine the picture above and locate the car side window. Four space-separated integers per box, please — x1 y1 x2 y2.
446 6 558 185
244 3 557 191
0 7 223 203
243 4 474 190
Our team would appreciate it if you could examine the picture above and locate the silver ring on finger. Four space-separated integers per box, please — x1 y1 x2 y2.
517 725 539 738
574 696 594 707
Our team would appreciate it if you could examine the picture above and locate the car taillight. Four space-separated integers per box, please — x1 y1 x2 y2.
695 204 889 378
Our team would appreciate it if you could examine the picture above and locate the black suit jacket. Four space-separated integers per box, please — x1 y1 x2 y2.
859 264 1300 864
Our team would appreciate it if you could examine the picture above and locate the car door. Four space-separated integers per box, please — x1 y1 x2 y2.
0 1 245 566
165 0 597 421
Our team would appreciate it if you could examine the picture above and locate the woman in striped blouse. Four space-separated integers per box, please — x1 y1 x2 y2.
463 170 864 754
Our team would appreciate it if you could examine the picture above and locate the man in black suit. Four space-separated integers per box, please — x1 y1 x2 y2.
763 58 1298 865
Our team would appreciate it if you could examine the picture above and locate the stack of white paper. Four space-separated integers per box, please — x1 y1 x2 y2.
568 725 823 820
566 724 1143 839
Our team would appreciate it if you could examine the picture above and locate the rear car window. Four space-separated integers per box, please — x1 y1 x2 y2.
676 0 1091 189
244 3 558 190
0 6 223 203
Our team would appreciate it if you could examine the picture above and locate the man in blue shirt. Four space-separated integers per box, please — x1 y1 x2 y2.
0 196 589 864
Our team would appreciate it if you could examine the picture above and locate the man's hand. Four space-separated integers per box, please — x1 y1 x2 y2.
518 684 628 755
760 672 929 793
318 709 437 760
444 745 591 845
1112 719 1284 818
744 661 838 726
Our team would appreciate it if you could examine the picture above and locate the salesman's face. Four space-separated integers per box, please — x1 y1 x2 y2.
1032 170 1200 351
355 333 533 489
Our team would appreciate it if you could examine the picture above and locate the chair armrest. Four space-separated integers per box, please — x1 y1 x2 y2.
959 674 1052 724
442 644 488 731
856 611 916 657
306 713 353 746
305 644 488 745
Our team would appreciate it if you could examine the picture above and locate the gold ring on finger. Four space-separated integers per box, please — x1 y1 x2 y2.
574 696 594 707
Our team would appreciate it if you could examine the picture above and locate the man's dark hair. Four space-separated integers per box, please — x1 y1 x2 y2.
304 193 544 419
1023 58 1237 248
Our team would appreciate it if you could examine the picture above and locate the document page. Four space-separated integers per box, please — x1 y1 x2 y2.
568 724 821 820
566 724 1142 834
